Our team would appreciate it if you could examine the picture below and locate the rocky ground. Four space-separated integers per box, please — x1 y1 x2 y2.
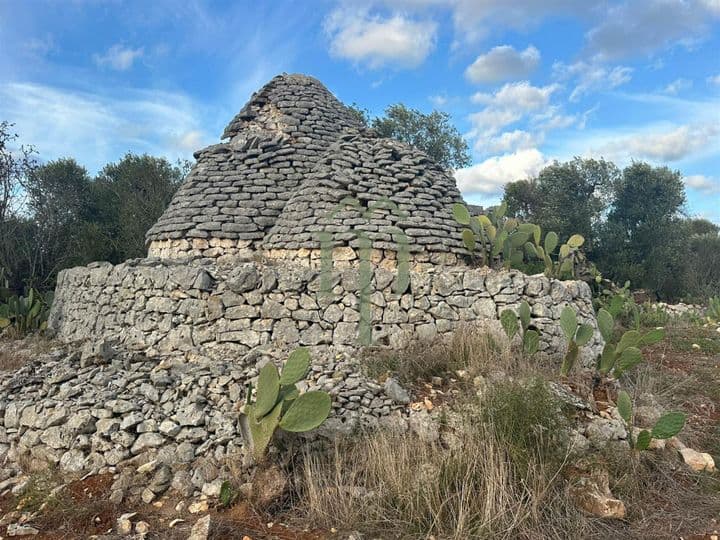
0 319 718 539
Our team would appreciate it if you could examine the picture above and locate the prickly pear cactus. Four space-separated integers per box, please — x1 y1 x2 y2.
242 348 332 462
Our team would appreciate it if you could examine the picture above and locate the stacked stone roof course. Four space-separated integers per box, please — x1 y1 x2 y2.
262 131 466 254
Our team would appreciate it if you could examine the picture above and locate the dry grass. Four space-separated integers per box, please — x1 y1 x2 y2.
0 348 26 371
363 323 542 385
0 333 57 372
296 379 587 540
595 447 720 539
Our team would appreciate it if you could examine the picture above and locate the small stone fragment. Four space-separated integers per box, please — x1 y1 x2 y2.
680 447 716 472
188 515 211 540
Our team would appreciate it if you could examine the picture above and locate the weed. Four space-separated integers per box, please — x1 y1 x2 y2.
479 378 570 473
599 446 720 538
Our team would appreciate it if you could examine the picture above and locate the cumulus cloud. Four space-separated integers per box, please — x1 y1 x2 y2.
532 105 581 131
455 148 547 194
325 8 437 68
429 94 448 106
553 60 633 101
685 174 720 193
465 45 540 84
484 130 539 153
602 124 719 162
471 81 557 111
93 44 144 71
663 78 693 95
469 82 558 135
0 82 206 173
446 0 588 43
586 0 720 60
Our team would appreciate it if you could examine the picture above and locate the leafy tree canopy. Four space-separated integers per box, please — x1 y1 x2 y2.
503 157 619 250
349 103 471 170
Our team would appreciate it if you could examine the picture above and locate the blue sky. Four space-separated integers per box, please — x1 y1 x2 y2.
1 0 719 221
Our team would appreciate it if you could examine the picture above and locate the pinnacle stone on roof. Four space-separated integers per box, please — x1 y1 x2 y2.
146 73 470 263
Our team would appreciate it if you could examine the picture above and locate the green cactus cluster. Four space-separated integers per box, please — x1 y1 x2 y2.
533 231 585 279
452 202 584 279
499 301 540 355
0 288 53 336
595 308 664 378
243 348 332 462
617 389 686 451
558 306 595 376
552 305 685 449
453 201 529 269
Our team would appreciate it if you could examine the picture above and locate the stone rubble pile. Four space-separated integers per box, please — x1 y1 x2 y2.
0 342 402 502
650 301 706 318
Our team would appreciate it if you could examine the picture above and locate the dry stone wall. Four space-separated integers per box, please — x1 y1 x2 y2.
49 258 603 365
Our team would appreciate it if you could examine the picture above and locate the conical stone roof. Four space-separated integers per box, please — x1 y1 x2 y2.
262 131 466 261
146 73 469 266
146 74 363 255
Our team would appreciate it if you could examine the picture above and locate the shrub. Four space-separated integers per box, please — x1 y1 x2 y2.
479 378 570 473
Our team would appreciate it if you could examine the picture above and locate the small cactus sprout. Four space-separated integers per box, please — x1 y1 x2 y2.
499 301 540 356
616 390 686 450
242 348 331 462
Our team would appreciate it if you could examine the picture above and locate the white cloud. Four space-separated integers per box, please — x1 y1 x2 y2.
554 60 633 101
93 44 144 71
429 94 447 107
685 174 720 193
455 148 547 194
663 78 693 95
601 124 719 162
469 82 558 134
0 82 207 173
446 0 589 43
485 130 539 153
172 130 205 153
586 0 720 60
325 9 437 69
465 45 540 84
471 81 557 111
707 74 720 86
532 106 579 131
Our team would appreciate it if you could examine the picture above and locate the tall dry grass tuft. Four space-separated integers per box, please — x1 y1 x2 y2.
298 381 587 539
300 430 582 539
364 323 540 384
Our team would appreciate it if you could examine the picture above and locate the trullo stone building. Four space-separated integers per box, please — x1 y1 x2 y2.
49 73 602 363
0 74 604 483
